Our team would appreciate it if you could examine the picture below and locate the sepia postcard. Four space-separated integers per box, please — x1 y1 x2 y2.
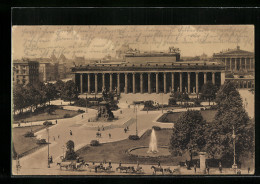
12 25 255 176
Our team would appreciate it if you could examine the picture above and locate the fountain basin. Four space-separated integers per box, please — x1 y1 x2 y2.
127 146 171 158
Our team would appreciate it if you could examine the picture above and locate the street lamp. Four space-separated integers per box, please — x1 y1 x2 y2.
46 126 50 168
135 105 138 136
161 93 164 113
62 145 65 159
85 94 88 113
232 125 237 173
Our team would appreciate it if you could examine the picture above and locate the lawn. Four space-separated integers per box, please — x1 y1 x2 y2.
12 125 50 158
76 129 197 166
157 110 217 123
13 106 81 123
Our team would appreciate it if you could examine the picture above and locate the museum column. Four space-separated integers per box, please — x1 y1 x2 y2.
140 73 143 94
179 72 182 92
240 58 242 70
164 73 167 94
212 72 215 85
148 73 151 94
117 73 120 94
204 72 207 84
125 73 128 94
156 73 159 94
196 72 199 94
102 73 105 91
95 73 98 94
110 73 113 92
188 72 191 94
171 72 174 92
235 58 237 71
80 73 83 94
229 58 232 71
88 73 91 94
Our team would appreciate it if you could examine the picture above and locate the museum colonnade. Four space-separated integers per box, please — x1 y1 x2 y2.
76 71 224 95
223 57 255 71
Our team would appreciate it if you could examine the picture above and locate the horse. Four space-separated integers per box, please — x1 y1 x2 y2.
164 167 173 174
151 166 164 175
116 166 129 173
88 165 98 172
57 162 71 170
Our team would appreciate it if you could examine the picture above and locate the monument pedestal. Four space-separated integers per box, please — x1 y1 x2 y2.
199 152 207 174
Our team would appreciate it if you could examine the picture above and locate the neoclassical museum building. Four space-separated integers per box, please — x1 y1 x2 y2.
72 47 227 95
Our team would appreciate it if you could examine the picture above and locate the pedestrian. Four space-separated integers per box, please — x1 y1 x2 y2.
70 130 72 136
61 102 62 105
58 135 60 139
109 133 111 138
248 167 250 174
219 161 222 173
127 126 129 131
53 136 55 141
119 161 122 167
56 120 57 124
18 122 20 127
206 165 210 174
158 161 161 168
82 114 83 119
102 125 104 131
124 128 127 133
194 163 197 173
98 126 100 131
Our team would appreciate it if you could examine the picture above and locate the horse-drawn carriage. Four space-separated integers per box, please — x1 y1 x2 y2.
57 160 86 171
151 166 180 175
116 166 144 174
88 164 113 173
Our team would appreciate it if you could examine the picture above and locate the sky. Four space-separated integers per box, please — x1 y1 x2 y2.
12 25 254 60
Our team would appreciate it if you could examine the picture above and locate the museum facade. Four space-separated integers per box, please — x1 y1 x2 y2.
72 62 225 95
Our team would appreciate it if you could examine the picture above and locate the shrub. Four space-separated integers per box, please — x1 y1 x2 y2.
168 97 177 106
63 113 71 118
90 140 100 146
77 109 85 113
24 131 34 137
128 135 140 140
36 139 47 144
43 121 53 126
194 98 201 106
152 126 161 131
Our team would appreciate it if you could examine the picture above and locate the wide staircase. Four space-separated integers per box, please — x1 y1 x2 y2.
118 93 171 108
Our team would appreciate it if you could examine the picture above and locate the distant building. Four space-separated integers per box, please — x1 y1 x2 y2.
125 46 181 64
13 59 39 86
213 46 254 74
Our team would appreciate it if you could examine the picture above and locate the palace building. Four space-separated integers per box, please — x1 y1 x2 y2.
72 47 226 95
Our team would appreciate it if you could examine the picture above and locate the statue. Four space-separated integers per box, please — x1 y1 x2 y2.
193 87 196 94
177 87 180 92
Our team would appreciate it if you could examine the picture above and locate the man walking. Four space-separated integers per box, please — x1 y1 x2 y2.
194 163 197 173
219 161 222 173
70 130 72 136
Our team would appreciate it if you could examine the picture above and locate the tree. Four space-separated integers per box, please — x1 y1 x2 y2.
169 110 206 161
206 81 254 164
13 84 27 114
45 83 57 105
55 80 65 98
200 82 217 105
65 140 78 160
61 80 78 104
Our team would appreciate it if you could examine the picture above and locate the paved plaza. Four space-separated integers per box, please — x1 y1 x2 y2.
12 89 254 175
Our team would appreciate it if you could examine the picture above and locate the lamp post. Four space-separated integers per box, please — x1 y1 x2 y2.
161 93 164 113
46 126 50 168
85 94 88 113
135 106 138 136
232 125 237 173
62 145 65 159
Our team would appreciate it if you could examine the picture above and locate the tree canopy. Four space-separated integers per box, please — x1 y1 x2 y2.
206 81 254 164
200 82 218 105
170 110 206 161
